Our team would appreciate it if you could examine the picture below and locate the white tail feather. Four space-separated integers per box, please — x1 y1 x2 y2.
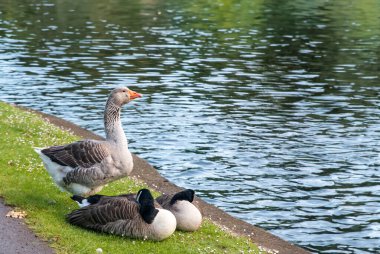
33 146 94 195
33 147 65 186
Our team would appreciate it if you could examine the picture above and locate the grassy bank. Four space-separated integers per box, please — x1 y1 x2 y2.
0 101 261 254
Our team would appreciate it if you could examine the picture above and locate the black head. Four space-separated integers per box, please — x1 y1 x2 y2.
136 189 159 224
170 189 195 205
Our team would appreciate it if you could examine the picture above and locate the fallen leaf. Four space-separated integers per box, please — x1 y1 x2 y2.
6 210 27 219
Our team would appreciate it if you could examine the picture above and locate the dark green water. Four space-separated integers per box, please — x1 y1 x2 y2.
1 0 380 253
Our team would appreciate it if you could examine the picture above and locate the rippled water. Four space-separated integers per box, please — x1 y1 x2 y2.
1 0 380 253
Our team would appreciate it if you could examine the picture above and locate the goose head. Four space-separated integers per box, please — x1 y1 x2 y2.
170 189 202 232
110 87 142 106
170 189 195 205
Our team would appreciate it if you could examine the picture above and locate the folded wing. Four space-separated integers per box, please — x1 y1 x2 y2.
41 140 109 168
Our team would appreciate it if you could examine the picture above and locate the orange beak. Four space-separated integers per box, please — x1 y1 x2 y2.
128 89 142 100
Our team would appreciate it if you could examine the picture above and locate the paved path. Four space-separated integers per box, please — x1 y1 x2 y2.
0 199 54 254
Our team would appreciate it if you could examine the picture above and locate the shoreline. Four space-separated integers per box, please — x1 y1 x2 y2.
17 103 309 254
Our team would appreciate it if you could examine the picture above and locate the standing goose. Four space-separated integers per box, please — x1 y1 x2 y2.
156 189 202 232
34 87 141 195
67 189 177 241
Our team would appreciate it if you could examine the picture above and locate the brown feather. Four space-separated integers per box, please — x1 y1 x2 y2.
42 140 109 168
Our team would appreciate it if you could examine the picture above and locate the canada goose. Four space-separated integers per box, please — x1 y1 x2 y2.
156 189 202 231
67 189 176 241
34 87 142 195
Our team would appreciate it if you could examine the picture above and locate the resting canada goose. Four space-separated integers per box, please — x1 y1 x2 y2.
156 189 202 231
67 189 177 241
34 87 141 195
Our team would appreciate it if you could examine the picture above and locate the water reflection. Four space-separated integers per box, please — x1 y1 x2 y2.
1 0 380 253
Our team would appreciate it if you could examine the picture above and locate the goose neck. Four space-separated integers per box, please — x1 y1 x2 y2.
104 99 127 144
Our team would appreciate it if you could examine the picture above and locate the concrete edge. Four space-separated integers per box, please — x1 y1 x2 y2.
16 103 310 254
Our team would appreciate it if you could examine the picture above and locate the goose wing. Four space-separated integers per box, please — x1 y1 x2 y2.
42 140 110 168
67 198 139 229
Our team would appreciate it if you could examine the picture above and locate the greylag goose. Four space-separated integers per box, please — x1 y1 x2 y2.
34 87 141 195
156 189 202 232
67 189 177 241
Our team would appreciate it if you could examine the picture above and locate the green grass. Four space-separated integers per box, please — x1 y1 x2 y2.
0 101 262 254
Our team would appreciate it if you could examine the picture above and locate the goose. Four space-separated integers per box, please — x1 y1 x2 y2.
67 189 177 241
71 189 202 232
156 189 202 232
34 87 141 195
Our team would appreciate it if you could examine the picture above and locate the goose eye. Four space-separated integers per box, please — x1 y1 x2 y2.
122 89 127 93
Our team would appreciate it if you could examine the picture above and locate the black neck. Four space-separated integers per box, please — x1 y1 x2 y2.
140 203 159 224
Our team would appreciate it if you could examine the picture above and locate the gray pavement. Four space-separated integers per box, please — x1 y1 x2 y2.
0 199 54 254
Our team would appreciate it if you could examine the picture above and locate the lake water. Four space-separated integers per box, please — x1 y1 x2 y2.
1 0 380 253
